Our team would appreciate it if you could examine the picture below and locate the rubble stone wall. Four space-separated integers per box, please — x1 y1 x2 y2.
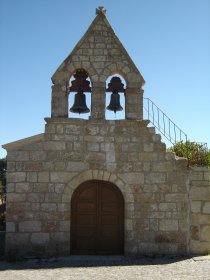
6 118 203 257
189 167 210 255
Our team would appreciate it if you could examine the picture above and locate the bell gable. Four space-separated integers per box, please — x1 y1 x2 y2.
51 7 145 119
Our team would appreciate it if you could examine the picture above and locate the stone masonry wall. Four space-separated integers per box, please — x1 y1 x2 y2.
5 118 193 257
189 167 210 254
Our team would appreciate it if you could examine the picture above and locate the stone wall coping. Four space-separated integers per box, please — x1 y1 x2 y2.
189 166 210 172
2 133 44 151
44 117 150 127
45 117 86 124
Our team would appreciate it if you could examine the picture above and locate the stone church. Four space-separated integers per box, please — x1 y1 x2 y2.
3 7 210 257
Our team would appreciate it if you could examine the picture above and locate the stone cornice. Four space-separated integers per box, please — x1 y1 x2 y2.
44 117 149 126
2 133 44 151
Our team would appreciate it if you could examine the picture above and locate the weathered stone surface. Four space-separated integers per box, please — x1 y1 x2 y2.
145 173 166 184
159 219 179 231
50 172 77 183
155 232 185 243
191 213 210 224
144 143 154 152
38 172 49 182
159 203 176 212
7 172 26 183
200 225 210 241
66 162 88 172
6 183 15 192
191 201 202 213
27 193 45 203
15 183 32 193
191 187 210 200
87 142 100 151
6 222 15 232
101 143 115 152
31 203 40 211
7 193 26 202
203 202 210 214
191 225 199 240
44 141 66 150
45 193 62 203
19 221 41 232
165 194 187 202
151 162 174 172
6 233 30 247
30 151 46 161
7 151 29 161
139 152 157 163
106 152 116 162
58 203 70 212
86 152 105 162
27 172 38 182
120 172 144 184
190 240 210 254
41 203 57 212
59 220 70 231
31 233 50 245
55 184 65 194
143 184 157 192
50 232 69 243
23 162 42 171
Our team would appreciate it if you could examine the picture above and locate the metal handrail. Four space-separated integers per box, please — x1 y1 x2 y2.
143 97 209 166
143 97 188 145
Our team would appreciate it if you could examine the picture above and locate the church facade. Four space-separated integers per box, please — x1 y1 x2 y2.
3 8 210 258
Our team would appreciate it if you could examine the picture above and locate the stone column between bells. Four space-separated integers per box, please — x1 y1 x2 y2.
90 82 106 120
125 87 144 120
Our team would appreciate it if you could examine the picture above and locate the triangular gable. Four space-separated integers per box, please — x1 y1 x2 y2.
2 133 44 151
52 11 145 86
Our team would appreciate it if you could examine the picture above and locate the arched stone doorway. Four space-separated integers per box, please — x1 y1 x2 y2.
71 180 124 255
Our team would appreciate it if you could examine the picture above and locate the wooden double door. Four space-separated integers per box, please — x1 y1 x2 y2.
71 180 124 255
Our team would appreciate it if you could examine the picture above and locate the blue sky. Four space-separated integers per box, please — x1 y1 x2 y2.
0 0 209 158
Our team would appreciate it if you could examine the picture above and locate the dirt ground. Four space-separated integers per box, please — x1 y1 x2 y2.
0 255 210 280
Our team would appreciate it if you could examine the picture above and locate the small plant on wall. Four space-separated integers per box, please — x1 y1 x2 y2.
168 142 210 168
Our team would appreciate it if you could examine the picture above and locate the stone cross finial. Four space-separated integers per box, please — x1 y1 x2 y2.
96 6 107 16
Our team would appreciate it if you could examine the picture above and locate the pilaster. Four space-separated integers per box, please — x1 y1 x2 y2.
51 84 68 118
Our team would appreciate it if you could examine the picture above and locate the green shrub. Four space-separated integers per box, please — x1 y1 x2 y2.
168 141 210 167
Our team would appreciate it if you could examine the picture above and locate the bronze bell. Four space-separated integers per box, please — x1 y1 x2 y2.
70 92 90 114
106 90 123 113
69 69 91 114
106 76 124 113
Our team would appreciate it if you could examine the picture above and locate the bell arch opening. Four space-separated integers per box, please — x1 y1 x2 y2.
69 69 92 119
105 74 126 120
71 179 124 255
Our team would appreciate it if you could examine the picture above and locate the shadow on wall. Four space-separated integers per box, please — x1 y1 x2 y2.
0 231 5 258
